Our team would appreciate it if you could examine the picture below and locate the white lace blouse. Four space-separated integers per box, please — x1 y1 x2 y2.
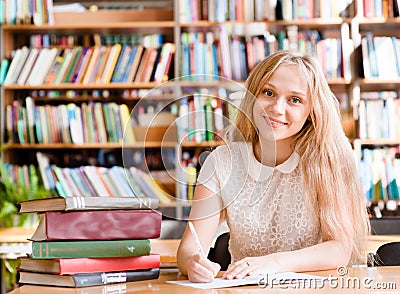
196 142 322 262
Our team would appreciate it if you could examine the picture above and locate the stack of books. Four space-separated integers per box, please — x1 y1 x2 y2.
16 196 162 288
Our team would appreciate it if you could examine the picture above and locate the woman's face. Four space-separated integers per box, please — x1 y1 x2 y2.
252 64 311 142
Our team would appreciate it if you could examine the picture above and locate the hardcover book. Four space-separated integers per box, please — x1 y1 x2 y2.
18 254 160 275
31 239 150 259
18 268 160 287
29 209 162 241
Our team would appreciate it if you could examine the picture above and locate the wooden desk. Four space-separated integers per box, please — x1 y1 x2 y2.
150 239 179 266
7 266 400 293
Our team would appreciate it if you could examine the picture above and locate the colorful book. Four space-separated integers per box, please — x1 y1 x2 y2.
27 47 58 85
63 46 84 83
16 48 40 85
53 48 74 84
31 239 151 259
82 46 101 84
3 46 29 85
29 209 162 241
18 268 160 287
111 44 131 82
101 43 122 84
72 47 92 83
44 48 65 85
119 104 136 144
18 254 160 275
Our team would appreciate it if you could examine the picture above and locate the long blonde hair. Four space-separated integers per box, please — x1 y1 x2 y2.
231 50 370 265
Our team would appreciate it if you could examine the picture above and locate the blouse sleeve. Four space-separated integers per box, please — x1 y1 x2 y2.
196 148 221 194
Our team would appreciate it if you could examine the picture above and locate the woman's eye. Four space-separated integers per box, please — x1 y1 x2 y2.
263 89 273 96
291 97 302 104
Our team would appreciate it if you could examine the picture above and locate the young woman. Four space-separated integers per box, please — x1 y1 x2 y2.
177 50 370 283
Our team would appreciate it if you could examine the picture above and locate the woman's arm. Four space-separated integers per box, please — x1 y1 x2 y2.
223 238 352 279
177 184 223 282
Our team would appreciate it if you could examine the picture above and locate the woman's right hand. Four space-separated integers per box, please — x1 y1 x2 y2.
187 253 221 282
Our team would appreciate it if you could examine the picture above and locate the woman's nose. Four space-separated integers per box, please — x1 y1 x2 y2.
269 97 285 114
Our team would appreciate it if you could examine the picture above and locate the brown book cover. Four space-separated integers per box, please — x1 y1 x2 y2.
30 209 162 241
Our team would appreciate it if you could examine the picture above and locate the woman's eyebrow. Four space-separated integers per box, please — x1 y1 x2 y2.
263 83 307 97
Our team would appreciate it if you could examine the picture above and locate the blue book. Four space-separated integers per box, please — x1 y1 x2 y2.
121 45 138 82
0 0 5 24
0 59 9 84
365 33 379 78
109 166 136 196
111 44 129 82
34 106 43 144
391 37 400 77
69 168 91 197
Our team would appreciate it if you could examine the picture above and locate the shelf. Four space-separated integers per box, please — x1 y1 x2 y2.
354 139 400 146
30 94 178 102
3 82 168 90
358 79 400 91
3 142 177 149
270 18 346 28
180 18 346 28
2 22 176 31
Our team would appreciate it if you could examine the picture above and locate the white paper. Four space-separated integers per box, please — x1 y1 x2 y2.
167 272 328 289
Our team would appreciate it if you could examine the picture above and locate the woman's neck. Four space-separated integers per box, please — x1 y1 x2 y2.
253 138 294 166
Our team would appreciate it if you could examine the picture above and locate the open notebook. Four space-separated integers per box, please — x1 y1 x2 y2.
167 271 329 289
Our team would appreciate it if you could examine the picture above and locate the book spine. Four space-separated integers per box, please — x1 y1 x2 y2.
72 268 160 287
32 239 151 259
58 254 160 274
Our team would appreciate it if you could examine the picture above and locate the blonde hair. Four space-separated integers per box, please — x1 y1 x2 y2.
231 50 370 265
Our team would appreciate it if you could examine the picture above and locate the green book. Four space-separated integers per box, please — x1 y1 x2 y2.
0 59 9 84
32 239 150 259
63 46 83 83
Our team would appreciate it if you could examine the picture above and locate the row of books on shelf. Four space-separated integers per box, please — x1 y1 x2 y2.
359 147 400 202
6 98 139 145
179 0 354 22
17 197 163 288
7 90 242 146
180 0 267 22
0 0 54 25
28 33 158 49
357 92 400 140
362 0 400 18
1 40 175 86
176 90 235 143
180 27 349 81
35 152 172 204
361 34 400 80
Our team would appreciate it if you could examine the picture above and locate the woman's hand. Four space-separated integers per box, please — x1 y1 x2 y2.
187 253 221 282
223 255 280 280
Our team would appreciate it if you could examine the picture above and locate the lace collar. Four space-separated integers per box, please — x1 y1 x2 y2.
238 142 300 182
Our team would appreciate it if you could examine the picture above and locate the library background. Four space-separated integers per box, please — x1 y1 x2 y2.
1 0 400 292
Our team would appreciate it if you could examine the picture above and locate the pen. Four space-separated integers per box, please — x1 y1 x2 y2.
188 221 207 259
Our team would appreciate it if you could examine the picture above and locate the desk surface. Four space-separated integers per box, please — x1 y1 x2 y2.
8 266 400 293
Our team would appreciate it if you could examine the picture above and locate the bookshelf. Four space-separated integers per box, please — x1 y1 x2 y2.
0 3 183 221
1 0 399 224
351 0 400 226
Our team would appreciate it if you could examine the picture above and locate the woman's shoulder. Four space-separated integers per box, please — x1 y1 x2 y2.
211 141 245 155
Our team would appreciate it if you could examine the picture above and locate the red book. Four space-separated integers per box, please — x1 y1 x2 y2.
18 254 160 275
30 210 162 241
